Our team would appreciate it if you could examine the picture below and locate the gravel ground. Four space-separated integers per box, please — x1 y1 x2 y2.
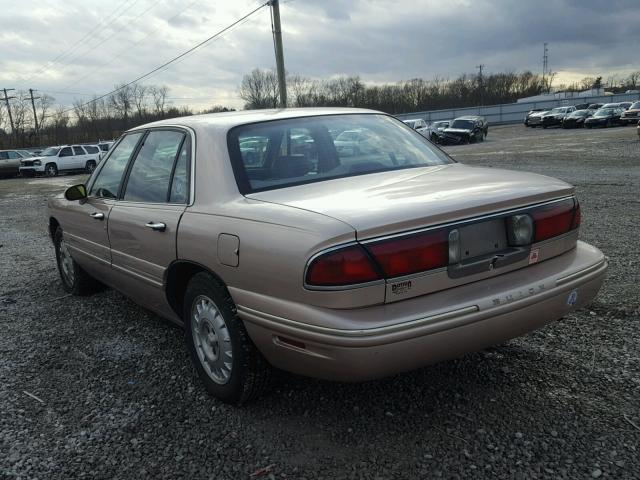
1 124 639 479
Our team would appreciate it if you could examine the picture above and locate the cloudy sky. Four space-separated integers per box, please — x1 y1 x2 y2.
1 0 638 111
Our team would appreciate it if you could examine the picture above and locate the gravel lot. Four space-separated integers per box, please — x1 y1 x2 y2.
1 124 638 479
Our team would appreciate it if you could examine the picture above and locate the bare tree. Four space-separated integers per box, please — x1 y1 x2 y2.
627 71 640 89
239 69 278 109
149 85 169 115
132 84 148 118
109 84 134 125
36 94 54 131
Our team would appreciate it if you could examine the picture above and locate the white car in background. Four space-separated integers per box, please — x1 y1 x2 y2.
427 120 452 142
19 145 101 177
402 118 429 135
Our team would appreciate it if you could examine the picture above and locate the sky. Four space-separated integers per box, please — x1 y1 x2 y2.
1 0 639 111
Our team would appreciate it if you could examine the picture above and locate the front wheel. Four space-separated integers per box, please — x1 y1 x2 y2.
45 163 58 177
54 227 101 295
184 272 271 405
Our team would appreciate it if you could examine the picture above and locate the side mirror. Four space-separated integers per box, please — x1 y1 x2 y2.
65 184 87 201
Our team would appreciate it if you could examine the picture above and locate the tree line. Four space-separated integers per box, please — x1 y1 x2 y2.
239 69 640 112
1 69 638 149
0 84 234 149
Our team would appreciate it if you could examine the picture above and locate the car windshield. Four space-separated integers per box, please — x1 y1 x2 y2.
550 107 564 113
433 121 448 128
594 109 613 117
569 110 588 117
403 120 417 128
40 147 60 156
228 114 452 193
450 119 474 129
630 102 640 109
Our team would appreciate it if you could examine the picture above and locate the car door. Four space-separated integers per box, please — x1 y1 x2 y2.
57 146 74 171
72 146 87 169
61 133 144 280
107 129 191 316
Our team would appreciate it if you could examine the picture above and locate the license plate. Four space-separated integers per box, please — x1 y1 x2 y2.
458 219 507 260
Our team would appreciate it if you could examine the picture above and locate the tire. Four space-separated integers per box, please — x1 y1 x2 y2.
184 272 271 405
45 163 58 177
85 160 97 174
54 227 101 295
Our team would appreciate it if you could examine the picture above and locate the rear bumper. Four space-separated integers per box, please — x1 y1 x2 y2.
235 241 607 381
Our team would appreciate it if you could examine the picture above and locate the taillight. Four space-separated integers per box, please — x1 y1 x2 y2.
305 245 382 287
571 201 581 229
365 229 448 278
531 198 577 242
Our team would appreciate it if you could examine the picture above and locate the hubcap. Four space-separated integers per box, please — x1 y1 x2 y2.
191 295 233 384
47 166 56 176
58 238 75 285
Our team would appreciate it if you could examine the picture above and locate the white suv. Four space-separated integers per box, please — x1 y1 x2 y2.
19 145 101 177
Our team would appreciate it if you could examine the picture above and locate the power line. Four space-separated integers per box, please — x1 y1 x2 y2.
17 0 136 85
55 0 201 93
46 2 269 117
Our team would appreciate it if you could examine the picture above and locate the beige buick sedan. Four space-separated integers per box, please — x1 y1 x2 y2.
48 108 607 404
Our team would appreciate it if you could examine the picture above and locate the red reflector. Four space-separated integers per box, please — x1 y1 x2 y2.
571 201 581 229
366 229 448 278
306 245 381 286
532 198 576 242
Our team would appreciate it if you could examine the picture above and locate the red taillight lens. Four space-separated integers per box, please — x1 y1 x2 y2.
531 198 577 242
305 245 381 286
366 229 448 278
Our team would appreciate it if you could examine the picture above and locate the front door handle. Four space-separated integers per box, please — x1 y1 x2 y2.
145 222 166 232
89 212 104 220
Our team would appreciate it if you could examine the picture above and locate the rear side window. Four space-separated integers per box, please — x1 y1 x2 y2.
90 133 143 199
169 138 191 204
7 151 21 159
0 152 8 160
123 130 185 203
84 145 99 154
73 146 85 155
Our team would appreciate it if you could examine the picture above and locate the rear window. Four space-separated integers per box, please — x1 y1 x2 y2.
228 114 452 194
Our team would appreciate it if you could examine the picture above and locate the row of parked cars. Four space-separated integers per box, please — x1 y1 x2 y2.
524 101 640 129
0 141 114 178
403 116 488 145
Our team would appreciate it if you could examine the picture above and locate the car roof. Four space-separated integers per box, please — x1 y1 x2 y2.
130 108 382 133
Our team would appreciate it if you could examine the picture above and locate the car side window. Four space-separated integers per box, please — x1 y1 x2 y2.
73 146 85 156
59 147 72 157
0 152 8 160
7 151 21 159
90 133 143 199
169 137 191 204
123 130 185 203
85 145 99 154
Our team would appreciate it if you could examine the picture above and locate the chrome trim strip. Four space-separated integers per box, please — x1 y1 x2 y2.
556 258 607 286
238 305 479 338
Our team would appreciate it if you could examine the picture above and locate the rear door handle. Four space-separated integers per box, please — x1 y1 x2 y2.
89 212 104 220
145 222 166 232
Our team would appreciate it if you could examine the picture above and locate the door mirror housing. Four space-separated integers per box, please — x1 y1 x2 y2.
65 184 87 201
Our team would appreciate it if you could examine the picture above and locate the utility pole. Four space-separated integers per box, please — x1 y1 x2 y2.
269 0 287 108
2 88 16 134
542 43 549 90
29 88 41 134
476 64 484 106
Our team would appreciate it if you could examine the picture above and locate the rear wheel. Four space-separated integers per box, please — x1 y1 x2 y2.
85 160 97 174
184 272 271 405
54 227 101 295
45 163 58 177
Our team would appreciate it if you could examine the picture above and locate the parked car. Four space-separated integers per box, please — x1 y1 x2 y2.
601 103 621 109
523 109 547 126
19 144 101 177
637 120 640 139
426 120 451 142
584 108 624 128
47 108 607 404
573 103 591 110
526 109 551 127
541 106 576 128
97 141 115 160
561 109 593 128
402 119 428 136
622 102 640 125
0 150 26 177
440 116 487 144
587 103 604 110
17 149 35 158
617 102 633 110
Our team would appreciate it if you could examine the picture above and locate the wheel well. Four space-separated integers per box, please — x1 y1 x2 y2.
165 262 229 319
49 217 60 241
